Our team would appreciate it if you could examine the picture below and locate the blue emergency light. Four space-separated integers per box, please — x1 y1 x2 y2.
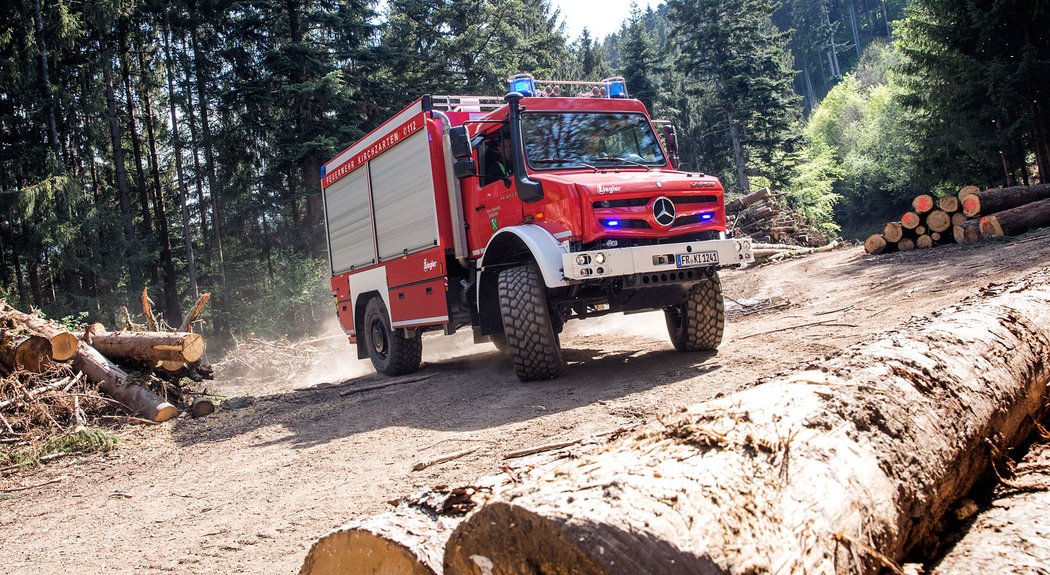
700 212 714 221
606 220 621 227
508 74 536 97
604 77 629 99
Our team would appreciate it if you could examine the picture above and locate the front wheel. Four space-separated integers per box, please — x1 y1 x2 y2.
666 272 725 352
362 297 422 376
497 264 562 381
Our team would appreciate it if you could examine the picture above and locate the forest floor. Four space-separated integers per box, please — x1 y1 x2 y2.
2 234 1049 575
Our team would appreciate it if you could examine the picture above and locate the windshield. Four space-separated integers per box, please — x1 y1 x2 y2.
522 112 666 170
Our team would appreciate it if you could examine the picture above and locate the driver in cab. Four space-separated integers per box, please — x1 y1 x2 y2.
481 126 513 187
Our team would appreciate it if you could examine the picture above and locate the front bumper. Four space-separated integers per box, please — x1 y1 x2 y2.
562 238 752 281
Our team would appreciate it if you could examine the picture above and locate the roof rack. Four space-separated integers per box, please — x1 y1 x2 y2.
430 95 504 112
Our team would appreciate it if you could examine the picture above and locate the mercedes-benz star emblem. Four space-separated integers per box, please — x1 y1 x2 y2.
653 197 676 227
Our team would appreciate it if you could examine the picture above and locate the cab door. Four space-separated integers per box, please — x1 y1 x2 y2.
465 128 522 253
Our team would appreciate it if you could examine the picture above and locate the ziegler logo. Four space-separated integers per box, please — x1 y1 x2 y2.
691 181 716 188
597 184 622 194
423 259 438 272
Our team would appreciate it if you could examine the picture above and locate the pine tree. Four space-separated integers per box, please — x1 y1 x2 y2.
668 0 801 192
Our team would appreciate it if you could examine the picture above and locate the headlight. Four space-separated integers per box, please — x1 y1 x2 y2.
594 253 606 265
576 254 591 265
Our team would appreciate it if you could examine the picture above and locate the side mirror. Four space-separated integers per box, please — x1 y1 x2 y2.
449 126 472 160
661 124 681 170
453 158 477 179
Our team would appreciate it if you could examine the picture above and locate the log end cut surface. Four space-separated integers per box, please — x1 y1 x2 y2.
50 332 79 362
902 211 921 229
883 222 904 243
913 194 936 214
864 234 888 255
301 529 437 575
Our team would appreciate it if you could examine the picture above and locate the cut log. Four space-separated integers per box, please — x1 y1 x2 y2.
951 212 967 226
978 197 1050 238
898 237 915 251
190 398 215 418
301 509 452 575
882 222 904 243
725 187 771 213
957 184 980 201
912 193 936 214
926 209 951 233
915 225 927 235
863 234 888 255
938 195 959 213
444 271 1050 575
916 234 934 249
954 219 982 245
73 342 177 422
87 330 205 364
0 304 78 361
901 211 921 229
931 232 941 242
961 183 1050 217
0 332 53 373
931 441 1050 574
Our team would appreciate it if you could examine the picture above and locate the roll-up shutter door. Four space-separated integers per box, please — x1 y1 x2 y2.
369 130 439 260
325 166 375 273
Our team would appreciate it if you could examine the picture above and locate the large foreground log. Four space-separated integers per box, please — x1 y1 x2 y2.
0 332 52 373
445 271 1050 575
73 342 178 422
961 183 1050 217
88 330 205 364
932 441 1050 574
978 197 1050 238
953 219 982 245
1 303 78 361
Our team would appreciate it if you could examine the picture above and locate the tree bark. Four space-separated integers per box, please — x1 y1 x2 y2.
103 51 138 297
119 32 153 241
931 441 1050 574
725 187 771 213
87 330 205 364
33 0 61 164
445 271 1050 575
979 197 1050 238
726 110 749 193
1 303 78 361
962 183 1050 217
73 342 178 423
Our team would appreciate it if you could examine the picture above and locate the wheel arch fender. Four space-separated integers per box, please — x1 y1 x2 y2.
353 291 383 359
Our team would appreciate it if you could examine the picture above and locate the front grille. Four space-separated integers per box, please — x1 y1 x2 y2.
670 195 718 205
592 197 649 209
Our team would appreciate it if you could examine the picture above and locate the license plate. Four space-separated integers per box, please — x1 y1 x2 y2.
676 251 719 268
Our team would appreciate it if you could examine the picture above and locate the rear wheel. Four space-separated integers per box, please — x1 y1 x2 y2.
362 297 422 376
666 272 725 352
498 264 562 381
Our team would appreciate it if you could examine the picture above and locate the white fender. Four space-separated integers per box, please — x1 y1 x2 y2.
479 225 570 288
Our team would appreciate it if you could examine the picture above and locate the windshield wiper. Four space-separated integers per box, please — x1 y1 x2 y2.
595 157 652 171
531 157 599 173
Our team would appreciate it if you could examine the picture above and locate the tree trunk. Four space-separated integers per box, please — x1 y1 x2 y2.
882 222 904 243
138 37 181 322
863 234 888 255
103 52 138 298
0 332 52 373
901 211 920 229
931 441 1050 574
726 110 749 193
190 29 229 328
162 15 199 305
953 219 982 245
912 194 935 214
957 185 980 201
33 0 61 164
916 233 934 248
179 31 211 261
87 330 205 364
73 342 178 423
979 197 1050 238
938 195 959 213
725 187 771 213
1 303 79 361
961 183 1050 217
119 33 153 240
445 271 1050 575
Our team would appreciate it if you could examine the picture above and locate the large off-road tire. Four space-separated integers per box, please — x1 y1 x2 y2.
362 297 422 376
497 264 562 381
665 272 725 352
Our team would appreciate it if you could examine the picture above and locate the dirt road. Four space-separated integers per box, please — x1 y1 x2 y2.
2 236 1048 574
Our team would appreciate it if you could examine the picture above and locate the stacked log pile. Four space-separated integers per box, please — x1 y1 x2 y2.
865 183 1050 254
1 292 214 455
300 269 1050 575
727 187 833 248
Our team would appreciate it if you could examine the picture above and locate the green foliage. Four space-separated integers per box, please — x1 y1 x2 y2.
43 427 119 455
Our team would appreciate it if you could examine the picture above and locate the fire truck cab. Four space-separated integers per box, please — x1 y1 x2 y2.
321 74 753 381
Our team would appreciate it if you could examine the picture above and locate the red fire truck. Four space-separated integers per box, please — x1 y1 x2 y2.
321 75 753 381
